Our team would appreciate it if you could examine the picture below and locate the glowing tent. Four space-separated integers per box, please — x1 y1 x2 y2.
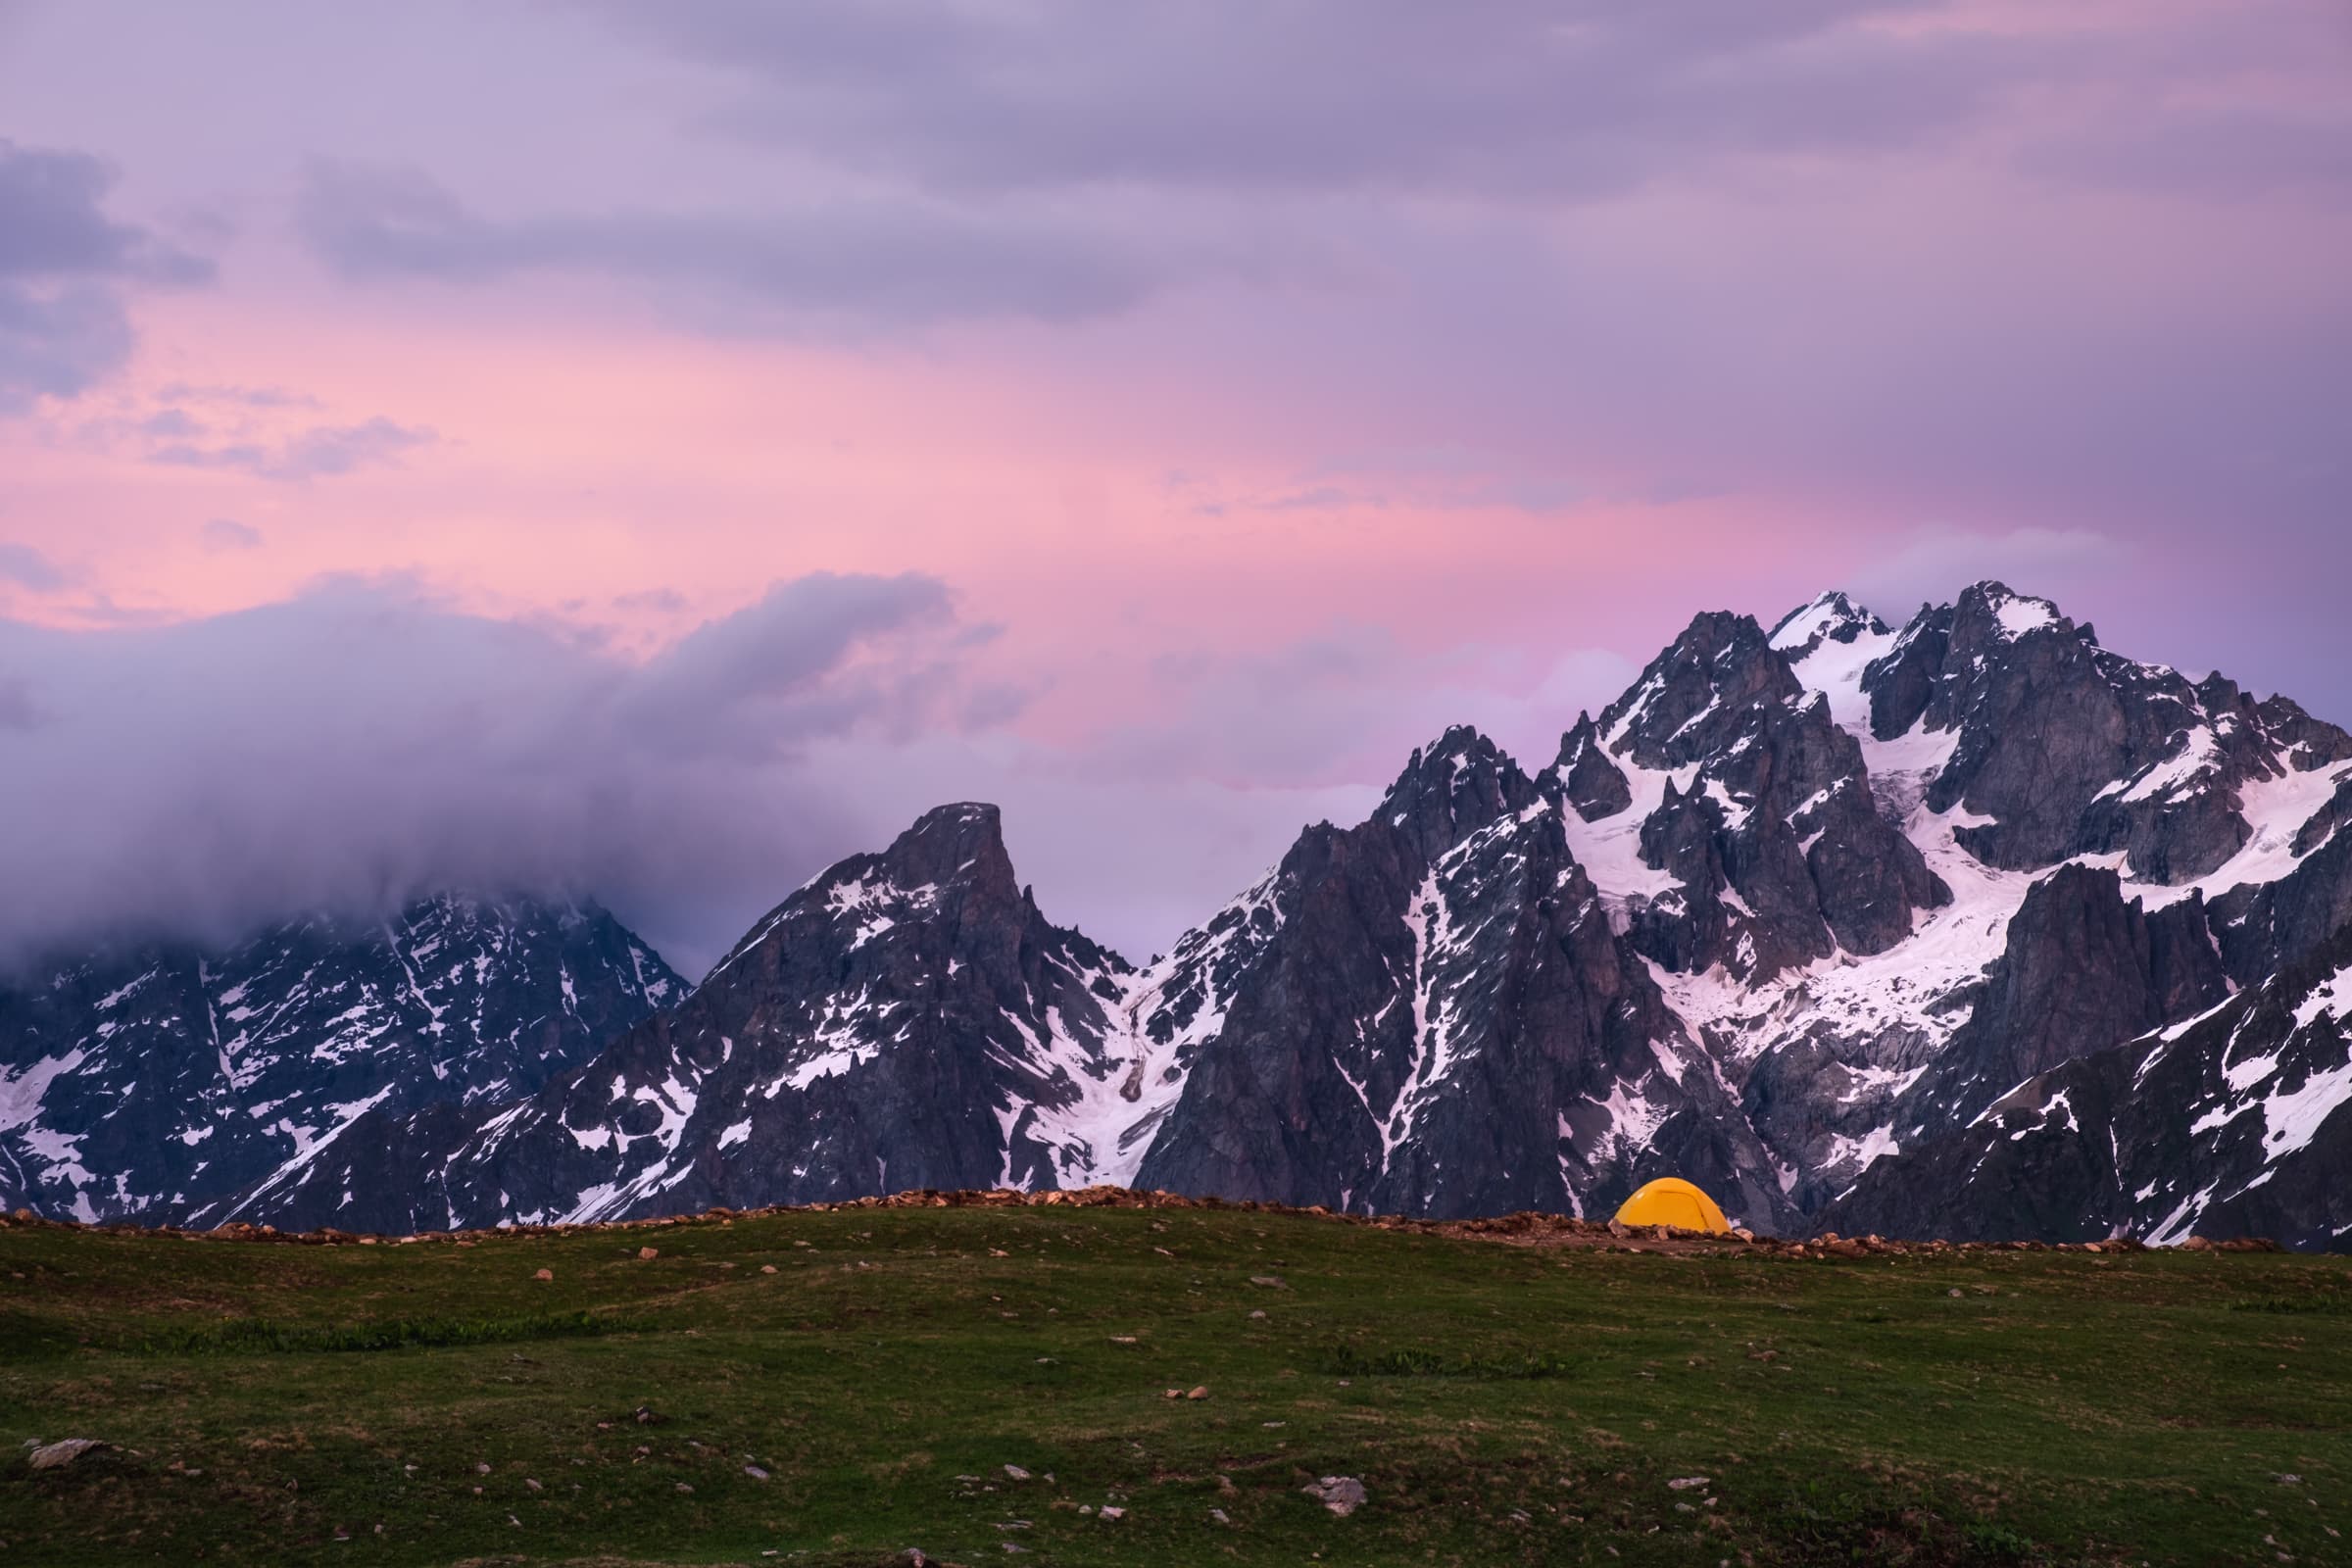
1611 1177 1732 1234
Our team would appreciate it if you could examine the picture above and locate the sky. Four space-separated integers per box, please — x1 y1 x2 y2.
1 0 2347 976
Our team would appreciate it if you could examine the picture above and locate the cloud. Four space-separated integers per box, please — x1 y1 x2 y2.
1091 621 1636 791
2024 108 2352 200
0 567 1653 976
1277 446 1586 514
294 161 1212 331
0 541 68 592
140 407 202 438
154 381 322 411
200 517 262 552
274 416 436 478
0 570 981 974
588 1 2053 206
0 140 212 412
150 416 437 481
1843 527 2123 622
0 141 210 283
0 675 43 731
611 588 689 614
764 628 1640 964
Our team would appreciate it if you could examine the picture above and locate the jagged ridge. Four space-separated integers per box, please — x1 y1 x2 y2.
8 581 2350 1249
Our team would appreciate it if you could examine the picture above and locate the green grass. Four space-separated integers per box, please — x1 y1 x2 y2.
1 1208 2347 1566
2227 1293 2352 1316
130 1308 645 1357
1327 1344 1577 1379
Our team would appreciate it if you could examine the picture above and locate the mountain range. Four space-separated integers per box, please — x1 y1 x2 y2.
5 582 2347 1249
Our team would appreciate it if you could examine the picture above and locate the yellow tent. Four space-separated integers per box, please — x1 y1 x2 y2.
1612 1177 1731 1234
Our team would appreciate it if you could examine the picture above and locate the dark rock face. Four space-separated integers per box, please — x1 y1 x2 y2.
1592 605 1946 981
1380 725 1545 864
1135 730 1790 1225
1863 582 2345 886
1888 585 2169 869
2291 775 2352 859
0 899 680 1224
1887 864 2230 1142
1554 713 1631 821
2211 827 2352 990
252 806 1145 1233
1828 926 2352 1250
1604 612 1803 772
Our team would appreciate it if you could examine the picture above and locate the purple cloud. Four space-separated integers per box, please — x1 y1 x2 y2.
294 162 1198 330
603 1 2027 200
199 517 262 552
150 415 436 481
0 139 211 411
0 541 67 592
0 571 984 973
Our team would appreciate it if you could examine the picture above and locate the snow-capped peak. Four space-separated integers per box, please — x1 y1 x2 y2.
1768 590 1887 656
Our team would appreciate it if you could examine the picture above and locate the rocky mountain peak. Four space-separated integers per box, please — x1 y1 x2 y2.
1600 611 1801 770
1947 579 2080 650
1768 590 1889 659
1858 579 2352 884
1554 711 1633 822
1378 725 1543 863
878 801 1018 897
698 802 1023 994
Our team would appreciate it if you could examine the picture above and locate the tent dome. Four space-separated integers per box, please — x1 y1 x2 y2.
1612 1177 1732 1234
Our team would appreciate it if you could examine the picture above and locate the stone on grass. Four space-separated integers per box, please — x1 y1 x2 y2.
26 1439 105 1471
1302 1476 1367 1516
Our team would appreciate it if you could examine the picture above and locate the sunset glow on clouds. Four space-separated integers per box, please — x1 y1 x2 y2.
2 1 2347 970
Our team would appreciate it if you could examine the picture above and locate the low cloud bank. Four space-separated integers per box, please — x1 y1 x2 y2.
0 571 972 975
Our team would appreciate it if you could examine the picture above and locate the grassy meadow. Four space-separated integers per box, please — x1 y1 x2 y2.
2 1203 2348 1566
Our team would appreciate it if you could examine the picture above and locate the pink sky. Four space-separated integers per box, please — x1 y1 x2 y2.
2 0 2347 970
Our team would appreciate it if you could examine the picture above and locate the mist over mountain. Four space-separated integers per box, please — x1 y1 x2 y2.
0 571 979 977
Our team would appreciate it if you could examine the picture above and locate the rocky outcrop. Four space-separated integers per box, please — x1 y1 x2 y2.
1827 925 2352 1249
2210 825 2352 990
1554 713 1631 821
1887 864 2230 1142
1862 582 2349 886
1590 606 1947 981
